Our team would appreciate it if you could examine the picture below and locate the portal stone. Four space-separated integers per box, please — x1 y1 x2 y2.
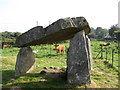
67 30 91 85
15 47 35 77
86 35 93 70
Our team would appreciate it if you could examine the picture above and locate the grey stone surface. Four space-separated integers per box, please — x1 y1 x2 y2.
54 67 60 70
16 26 45 47
67 30 91 85
15 47 35 77
86 35 93 70
16 17 91 47
40 70 47 74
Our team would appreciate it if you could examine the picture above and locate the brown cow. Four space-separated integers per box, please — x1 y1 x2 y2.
100 43 110 46
3 45 11 48
54 44 66 55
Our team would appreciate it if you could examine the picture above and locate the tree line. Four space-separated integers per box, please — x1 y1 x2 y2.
88 25 120 40
0 31 21 46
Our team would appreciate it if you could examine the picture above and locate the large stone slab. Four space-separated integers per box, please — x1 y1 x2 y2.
16 17 91 47
67 30 91 85
15 47 35 77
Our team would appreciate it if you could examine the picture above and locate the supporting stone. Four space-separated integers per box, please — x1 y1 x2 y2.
67 30 91 85
86 35 93 70
15 47 35 77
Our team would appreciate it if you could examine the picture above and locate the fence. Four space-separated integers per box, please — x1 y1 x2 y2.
95 43 118 67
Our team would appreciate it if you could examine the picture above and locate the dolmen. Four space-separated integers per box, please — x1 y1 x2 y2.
15 16 92 85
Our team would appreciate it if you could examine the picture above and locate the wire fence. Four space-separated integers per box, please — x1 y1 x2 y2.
94 43 118 67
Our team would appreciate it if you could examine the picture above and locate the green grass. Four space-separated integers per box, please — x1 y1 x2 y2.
91 40 118 69
1 41 119 88
91 59 119 88
0 47 20 56
5 74 68 88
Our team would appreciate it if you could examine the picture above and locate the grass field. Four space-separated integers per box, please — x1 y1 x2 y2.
1 40 119 88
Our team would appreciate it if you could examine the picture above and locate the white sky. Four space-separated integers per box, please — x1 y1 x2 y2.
0 0 119 33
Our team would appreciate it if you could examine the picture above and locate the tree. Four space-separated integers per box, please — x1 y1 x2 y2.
109 25 119 38
114 28 120 40
95 27 103 35
14 32 21 37
94 27 108 39
98 29 108 39
88 27 96 38
88 27 109 39
1 31 21 45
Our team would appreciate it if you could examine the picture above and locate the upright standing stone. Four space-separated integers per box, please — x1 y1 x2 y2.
67 30 91 85
86 35 93 70
15 47 35 77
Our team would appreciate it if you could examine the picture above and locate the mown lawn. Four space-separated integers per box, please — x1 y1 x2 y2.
1 40 119 88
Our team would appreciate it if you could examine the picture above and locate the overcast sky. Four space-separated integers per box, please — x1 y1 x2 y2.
0 0 119 33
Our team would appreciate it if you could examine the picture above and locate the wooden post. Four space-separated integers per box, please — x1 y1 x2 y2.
105 48 108 60
100 46 103 59
112 49 115 66
50 44 52 55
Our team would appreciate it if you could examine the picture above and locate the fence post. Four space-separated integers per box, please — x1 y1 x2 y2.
112 49 115 66
49 44 52 55
105 47 108 60
100 46 103 59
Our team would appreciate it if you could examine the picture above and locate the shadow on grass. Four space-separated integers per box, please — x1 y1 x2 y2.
103 60 119 72
35 54 57 58
2 70 15 84
3 72 78 89
35 54 66 58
